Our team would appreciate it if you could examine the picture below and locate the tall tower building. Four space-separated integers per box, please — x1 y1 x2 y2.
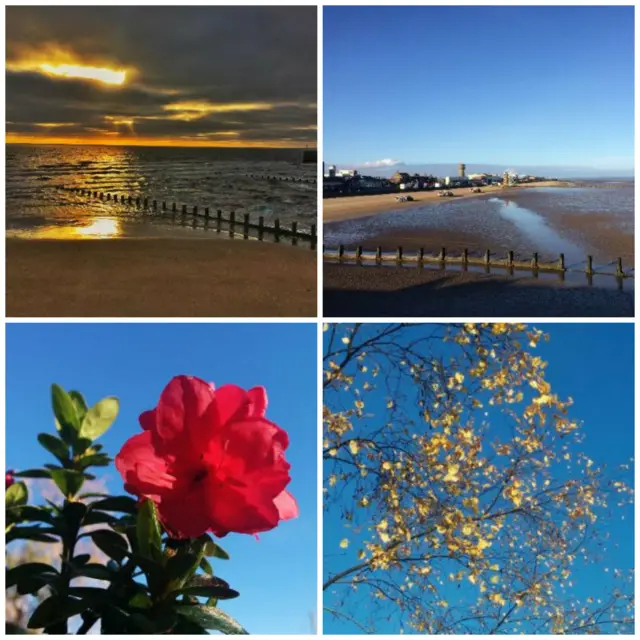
458 163 466 178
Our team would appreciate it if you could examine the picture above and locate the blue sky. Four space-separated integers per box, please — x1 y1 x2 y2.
6 322 318 635
324 323 634 634
324 7 634 171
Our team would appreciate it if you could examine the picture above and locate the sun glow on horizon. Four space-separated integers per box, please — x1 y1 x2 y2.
5 132 315 149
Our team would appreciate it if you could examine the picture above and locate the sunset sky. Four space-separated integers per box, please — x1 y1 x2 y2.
6 6 317 148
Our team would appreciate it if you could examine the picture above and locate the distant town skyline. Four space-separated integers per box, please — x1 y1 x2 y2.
6 7 316 148
324 6 633 173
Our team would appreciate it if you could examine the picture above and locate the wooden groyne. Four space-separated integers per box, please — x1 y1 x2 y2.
324 245 633 282
56 185 317 249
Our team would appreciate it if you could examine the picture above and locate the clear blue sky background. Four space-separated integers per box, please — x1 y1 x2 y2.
6 322 318 635
324 6 634 171
324 323 634 634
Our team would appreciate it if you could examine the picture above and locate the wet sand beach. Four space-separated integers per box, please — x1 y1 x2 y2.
324 264 633 318
7 239 316 317
324 181 633 265
323 181 572 222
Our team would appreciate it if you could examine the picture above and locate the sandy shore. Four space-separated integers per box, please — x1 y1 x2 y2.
7 239 317 317
324 264 633 317
323 181 572 222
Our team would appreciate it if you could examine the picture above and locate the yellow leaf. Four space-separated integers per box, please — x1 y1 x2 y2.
339 539 349 549
349 440 360 455
443 464 460 483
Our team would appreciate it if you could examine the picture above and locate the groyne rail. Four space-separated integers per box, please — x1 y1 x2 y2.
56 185 317 249
324 245 633 282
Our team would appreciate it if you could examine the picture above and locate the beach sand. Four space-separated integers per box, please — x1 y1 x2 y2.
323 264 633 318
323 181 571 222
6 238 316 317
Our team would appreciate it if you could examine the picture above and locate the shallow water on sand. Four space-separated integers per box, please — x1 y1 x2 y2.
6 144 317 239
324 182 633 263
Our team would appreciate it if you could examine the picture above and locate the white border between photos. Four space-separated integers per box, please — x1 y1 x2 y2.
2 1 639 639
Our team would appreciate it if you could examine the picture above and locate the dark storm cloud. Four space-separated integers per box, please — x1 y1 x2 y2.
6 6 317 144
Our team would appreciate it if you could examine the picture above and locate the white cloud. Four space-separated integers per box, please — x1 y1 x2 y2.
358 158 402 168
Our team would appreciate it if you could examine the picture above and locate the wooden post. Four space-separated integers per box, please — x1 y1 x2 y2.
106 193 111 201
182 204 187 216
217 209 222 221
162 201 167 211
172 202 177 213
128 195 132 205
135 197 140 207
419 247 425 263
356 246 363 263
558 253 565 271
532 252 539 270
291 221 298 235
616 257 623 277
339 245 345 261
230 211 236 227
144 197 148 209
484 249 490 265
376 246 382 263
439 247 446 262
193 206 198 217
274 218 280 241
397 246 403 263
153 200 157 211
99 192 104 199
258 216 265 240
244 213 250 239
586 255 593 274
462 248 468 267
508 250 514 267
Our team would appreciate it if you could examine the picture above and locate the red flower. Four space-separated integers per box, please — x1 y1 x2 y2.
5 470 14 489
115 376 298 539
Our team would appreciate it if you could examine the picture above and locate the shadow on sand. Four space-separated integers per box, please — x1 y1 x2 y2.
323 265 633 318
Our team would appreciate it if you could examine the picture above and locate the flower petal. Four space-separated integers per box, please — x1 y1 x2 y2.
156 375 216 446
115 431 175 501
274 490 299 521
139 409 156 431
247 387 268 417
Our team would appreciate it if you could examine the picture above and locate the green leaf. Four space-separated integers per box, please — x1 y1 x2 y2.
6 563 59 589
49 469 84 498
90 530 129 562
91 496 138 513
137 499 163 563
13 469 50 479
36 434 69 464
171 585 239 601
166 552 201 587
27 596 87 629
174 605 248 634
82 510 120 527
6 526 58 544
6 482 28 508
203 539 230 560
73 563 116 581
199 557 213 576
77 454 111 470
128 592 153 609
62 500 88 529
172 619 209 634
68 391 88 420
80 397 119 441
7 505 55 525
180 575 239 602
51 384 80 445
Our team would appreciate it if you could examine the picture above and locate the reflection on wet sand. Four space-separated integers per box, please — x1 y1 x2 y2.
7 217 123 240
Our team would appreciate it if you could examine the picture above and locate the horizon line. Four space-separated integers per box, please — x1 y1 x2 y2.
6 137 317 150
